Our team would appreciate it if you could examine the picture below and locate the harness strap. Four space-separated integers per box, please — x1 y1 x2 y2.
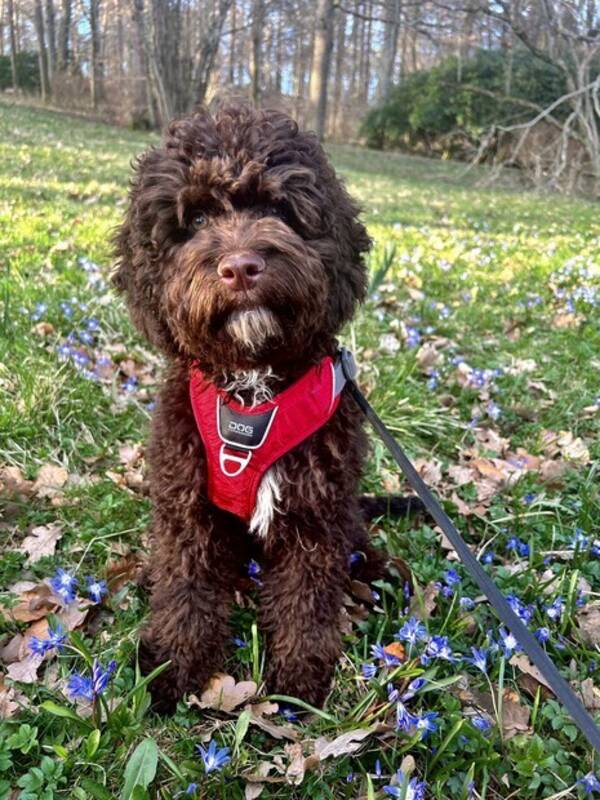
339 347 600 756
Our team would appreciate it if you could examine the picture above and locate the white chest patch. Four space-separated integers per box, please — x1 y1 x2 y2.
249 465 282 538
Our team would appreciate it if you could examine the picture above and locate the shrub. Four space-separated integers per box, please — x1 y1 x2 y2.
361 48 567 153
0 51 40 92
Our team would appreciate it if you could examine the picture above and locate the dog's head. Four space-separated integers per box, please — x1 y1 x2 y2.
113 106 370 374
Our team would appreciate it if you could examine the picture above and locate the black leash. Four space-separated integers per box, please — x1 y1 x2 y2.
339 348 600 756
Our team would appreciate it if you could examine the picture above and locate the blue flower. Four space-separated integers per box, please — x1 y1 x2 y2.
421 635 455 664
545 596 564 621
571 529 589 550
506 536 529 557
371 643 403 667
535 627 551 643
196 739 231 774
231 637 247 648
92 659 117 695
66 672 94 701
66 658 116 702
577 772 600 794
86 576 108 604
414 710 439 739
31 302 48 321
123 376 138 393
29 624 67 656
401 678 426 701
405 327 421 348
506 594 534 623
185 784 198 795
387 683 399 703
486 401 501 420
396 617 427 647
395 700 415 732
460 597 475 611
384 772 427 799
465 647 488 674
499 627 520 657
444 569 461 586
280 706 298 722
374 759 382 778
49 568 78 603
471 715 492 733
247 559 261 578
362 663 377 679
481 549 494 564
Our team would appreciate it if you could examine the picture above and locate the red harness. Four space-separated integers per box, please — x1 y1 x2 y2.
189 356 346 522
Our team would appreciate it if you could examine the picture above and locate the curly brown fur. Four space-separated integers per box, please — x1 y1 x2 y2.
114 105 391 711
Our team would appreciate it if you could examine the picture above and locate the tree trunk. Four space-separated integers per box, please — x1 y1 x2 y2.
308 0 335 140
377 0 401 103
45 0 56 75
57 0 71 71
132 0 172 125
330 7 346 138
250 0 264 105
89 0 102 108
7 0 18 90
228 1 236 85
34 0 50 100
192 0 232 107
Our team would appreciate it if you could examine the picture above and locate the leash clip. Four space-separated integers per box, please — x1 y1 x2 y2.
338 347 357 382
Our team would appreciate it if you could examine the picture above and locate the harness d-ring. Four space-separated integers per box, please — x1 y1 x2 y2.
219 444 252 477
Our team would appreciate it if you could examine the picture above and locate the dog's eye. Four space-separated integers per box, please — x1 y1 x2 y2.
189 213 207 231
266 206 283 220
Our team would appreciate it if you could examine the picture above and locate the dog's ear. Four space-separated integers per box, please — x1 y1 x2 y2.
111 148 180 354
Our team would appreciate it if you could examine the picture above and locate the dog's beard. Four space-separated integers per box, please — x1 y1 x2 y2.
224 306 282 353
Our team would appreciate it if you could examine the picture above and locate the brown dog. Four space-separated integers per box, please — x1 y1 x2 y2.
113 106 391 711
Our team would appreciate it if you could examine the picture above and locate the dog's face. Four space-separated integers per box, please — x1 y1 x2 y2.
114 107 370 374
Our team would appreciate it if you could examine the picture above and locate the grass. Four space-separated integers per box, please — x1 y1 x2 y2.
0 98 599 800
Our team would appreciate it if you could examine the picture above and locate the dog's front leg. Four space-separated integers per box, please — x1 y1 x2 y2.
140 509 244 712
260 523 350 708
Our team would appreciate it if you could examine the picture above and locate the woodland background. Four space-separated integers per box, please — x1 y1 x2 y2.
1 1 600 194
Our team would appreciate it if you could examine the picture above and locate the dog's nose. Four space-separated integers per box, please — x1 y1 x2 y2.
217 253 265 291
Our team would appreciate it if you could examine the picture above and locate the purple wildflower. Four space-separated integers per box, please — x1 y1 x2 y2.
86 576 108 604
196 739 231 774
49 568 78 603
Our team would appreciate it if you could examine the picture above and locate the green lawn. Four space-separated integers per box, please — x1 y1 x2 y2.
1 98 599 800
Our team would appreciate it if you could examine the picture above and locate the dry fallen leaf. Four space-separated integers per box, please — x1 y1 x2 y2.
577 679 600 712
4 583 61 623
6 655 43 684
0 673 22 718
19 523 63 564
33 464 69 499
383 642 406 663
501 688 531 739
0 465 34 498
510 654 553 699
246 702 298 741
191 673 257 712
415 458 443 485
284 743 308 785
409 581 438 620
577 603 600 647
313 726 377 760
416 343 443 371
